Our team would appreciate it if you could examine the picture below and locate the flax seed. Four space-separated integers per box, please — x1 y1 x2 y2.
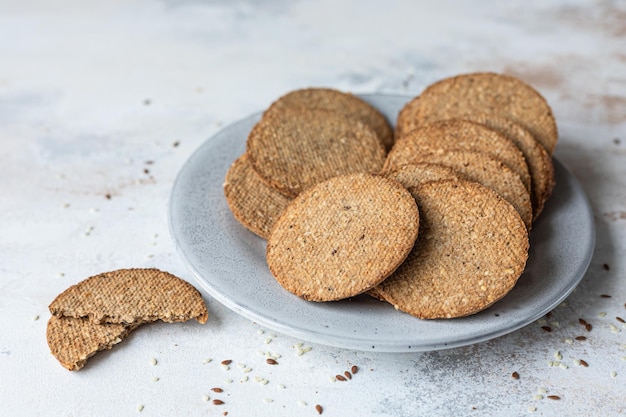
617 317 625 323
221 360 232 365
579 318 587 326
512 371 520 379
211 388 223 393
213 399 225 405
266 358 278 365
315 404 323 414
351 365 359 374
601 294 612 298
547 395 560 400
579 359 589 367
541 326 552 332
585 323 593 332
335 374 347 381
575 336 587 341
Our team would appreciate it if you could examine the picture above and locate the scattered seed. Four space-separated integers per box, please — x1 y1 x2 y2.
243 367 252 373
617 317 626 323
240 376 249 383
351 365 359 374
225 379 233 384
575 336 587 341
221 360 232 365
603 263 610 270
33 315 40 321
537 388 547 394
598 312 607 317
152 377 160 382
203 358 213 364
579 359 589 367
533 394 543 400
173 141 180 147
266 359 278 365
564 338 573 345
150 358 157 366
541 326 552 332
579 318 587 325
559 363 568 369
550 321 560 327
344 371 352 380
528 406 537 412
538 318 547 325
211 388 223 393
237 363 246 369
601 294 612 298
611 371 617 378
315 404 323 414
264 338 272 345
298 400 307 406
547 395 560 400
585 323 593 332
335 374 347 381
203 395 210 402
610 324 621 333
512 371 520 379
263 398 273 403
277 383 286 389
137 404 144 412
554 351 562 360
213 399 225 405
105 193 111 200
329 376 336 382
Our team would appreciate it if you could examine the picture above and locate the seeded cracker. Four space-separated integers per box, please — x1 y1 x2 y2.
385 148 532 229
49 268 208 325
246 108 386 197
397 72 558 154
265 87 394 151
224 154 293 239
266 173 419 301
387 119 531 192
376 180 529 319
46 315 136 371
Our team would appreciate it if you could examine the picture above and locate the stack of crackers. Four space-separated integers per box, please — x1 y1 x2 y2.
224 72 557 320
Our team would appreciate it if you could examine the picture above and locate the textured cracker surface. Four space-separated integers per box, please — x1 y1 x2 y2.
384 149 532 229
46 315 134 370
49 268 208 325
456 112 555 220
246 108 386 197
389 119 531 192
265 87 394 150
224 154 293 239
377 180 529 319
397 72 558 154
266 173 419 302
383 162 461 189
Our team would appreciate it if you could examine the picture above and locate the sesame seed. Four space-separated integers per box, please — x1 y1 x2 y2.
264 338 272 344
243 367 252 373
533 395 543 400
261 379 269 385
315 404 323 414
611 371 617 378
263 398 273 403
547 395 560 400
203 395 210 402
554 351 562 360
564 338 573 344
512 371 520 379
152 377 160 382
33 315 39 321
528 406 537 412
559 363 568 369
202 358 212 364
610 324 621 333
278 384 286 389
537 388 547 394
222 365 230 371
298 400 307 406
257 329 265 334
225 379 233 384
213 399 224 405
598 312 607 317
237 363 246 368
137 404 144 412
240 376 248 383
150 358 157 366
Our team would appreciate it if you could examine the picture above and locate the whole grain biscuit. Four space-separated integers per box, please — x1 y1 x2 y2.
388 119 531 192
385 149 532 229
397 72 558 154
376 179 529 319
46 315 136 371
246 108 386 197
265 88 394 150
266 173 419 302
224 154 293 239
383 162 462 189
454 112 555 220
49 268 208 325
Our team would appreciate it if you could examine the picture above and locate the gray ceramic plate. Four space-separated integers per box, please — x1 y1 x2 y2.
168 94 595 352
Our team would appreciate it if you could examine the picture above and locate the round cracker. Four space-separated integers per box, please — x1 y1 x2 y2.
389 119 531 192
247 108 386 197
46 315 135 371
266 173 420 302
49 268 208 325
385 149 532 230
454 112 555 220
397 72 558 154
265 88 394 150
377 179 529 319
224 154 293 239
